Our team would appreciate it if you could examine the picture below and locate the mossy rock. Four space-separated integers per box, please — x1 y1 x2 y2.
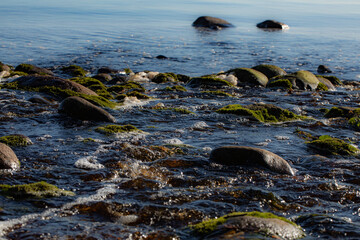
70 77 112 99
187 76 234 88
161 85 187 92
349 117 360 130
252 64 287 79
316 82 329 91
0 181 75 198
152 73 178 83
316 75 342 86
95 124 140 135
14 63 53 76
292 70 319 90
8 71 29 77
126 91 151 99
226 67 268 87
0 134 32 147
61 65 88 77
216 103 304 122
317 76 335 91
324 107 359 118
190 211 304 239
0 62 11 72
267 79 293 90
176 74 191 83
201 90 234 97
307 135 359 156
108 81 145 94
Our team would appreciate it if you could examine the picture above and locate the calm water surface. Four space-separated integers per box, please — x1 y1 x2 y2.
1 1 360 239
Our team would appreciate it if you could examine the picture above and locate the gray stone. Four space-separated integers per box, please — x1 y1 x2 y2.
317 76 336 91
59 96 116 122
192 16 233 29
0 143 20 170
227 68 268 87
210 146 294 175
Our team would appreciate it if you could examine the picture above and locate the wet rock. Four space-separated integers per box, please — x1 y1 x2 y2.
156 55 168 59
187 76 234 88
95 124 140 135
210 146 295 175
267 79 293 90
252 64 287 79
152 73 178 83
307 135 358 156
317 65 332 73
292 70 319 90
317 75 342 86
191 211 304 239
227 68 268 87
97 67 119 74
69 77 112 99
28 95 53 104
0 134 32 147
93 73 112 82
0 62 11 72
257 20 289 29
192 16 233 29
59 96 116 122
61 65 88 77
12 75 98 96
317 76 336 91
0 143 20 170
14 63 54 76
324 106 358 118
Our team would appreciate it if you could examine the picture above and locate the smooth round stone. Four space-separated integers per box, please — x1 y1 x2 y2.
257 20 289 29
0 143 20 170
192 16 233 29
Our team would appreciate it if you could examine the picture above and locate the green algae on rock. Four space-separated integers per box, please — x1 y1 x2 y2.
201 90 234 97
107 81 145 94
61 65 88 77
307 135 359 156
14 63 54 76
316 82 329 91
316 75 343 86
126 91 151 100
292 70 319 90
152 72 178 83
0 134 32 147
187 76 234 88
95 124 141 135
70 77 112 99
324 106 360 119
216 103 304 123
252 64 287 79
0 181 75 198
267 79 293 90
190 211 304 239
226 67 268 87
161 85 187 92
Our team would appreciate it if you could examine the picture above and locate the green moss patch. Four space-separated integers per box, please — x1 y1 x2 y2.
267 79 292 89
216 104 304 122
95 124 140 135
324 107 360 119
187 76 234 88
0 181 75 198
316 82 329 91
161 85 187 92
307 136 358 156
316 75 342 86
0 135 32 147
152 73 178 83
108 81 145 94
126 91 151 99
190 211 298 236
62 65 88 77
201 90 234 97
70 77 112 99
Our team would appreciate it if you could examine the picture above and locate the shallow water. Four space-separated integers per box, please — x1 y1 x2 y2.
1 0 360 239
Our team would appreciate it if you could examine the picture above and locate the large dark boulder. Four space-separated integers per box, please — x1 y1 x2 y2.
13 75 98 96
210 146 294 175
252 64 287 79
192 16 233 29
15 63 54 75
59 96 116 122
0 143 20 170
257 20 289 30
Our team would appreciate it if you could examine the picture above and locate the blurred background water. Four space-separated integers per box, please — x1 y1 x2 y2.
1 0 360 78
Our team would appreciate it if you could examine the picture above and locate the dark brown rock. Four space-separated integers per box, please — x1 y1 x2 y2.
210 146 294 175
192 16 233 29
93 73 113 82
0 143 20 170
97 67 118 74
257 20 289 30
317 65 332 73
15 63 54 75
14 75 98 96
59 96 116 122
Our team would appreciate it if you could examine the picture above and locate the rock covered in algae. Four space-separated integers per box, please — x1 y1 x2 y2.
59 96 116 123
187 76 234 88
252 64 287 79
14 63 54 76
0 143 20 170
190 211 304 239
95 124 140 135
216 103 304 123
292 70 320 90
0 181 75 198
61 65 88 77
192 16 233 29
210 146 295 175
227 68 268 87
307 135 359 156
0 134 32 147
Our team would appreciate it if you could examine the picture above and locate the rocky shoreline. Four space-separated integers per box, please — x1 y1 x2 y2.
1 60 360 239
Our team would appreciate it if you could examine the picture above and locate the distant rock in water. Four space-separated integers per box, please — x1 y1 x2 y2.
0 143 20 170
317 65 332 73
59 96 116 122
210 146 295 175
257 20 289 30
192 16 233 30
156 55 168 60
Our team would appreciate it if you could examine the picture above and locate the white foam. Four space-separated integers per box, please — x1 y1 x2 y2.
191 121 210 130
275 136 290 140
162 138 184 145
75 156 104 170
115 97 151 110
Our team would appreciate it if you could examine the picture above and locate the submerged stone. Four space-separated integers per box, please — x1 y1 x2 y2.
192 16 233 29
252 64 287 79
227 68 268 87
0 143 20 170
59 96 116 122
14 63 54 76
324 106 359 119
0 134 32 147
216 103 303 123
257 20 289 30
190 211 304 239
307 135 359 156
0 181 75 198
210 146 294 175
